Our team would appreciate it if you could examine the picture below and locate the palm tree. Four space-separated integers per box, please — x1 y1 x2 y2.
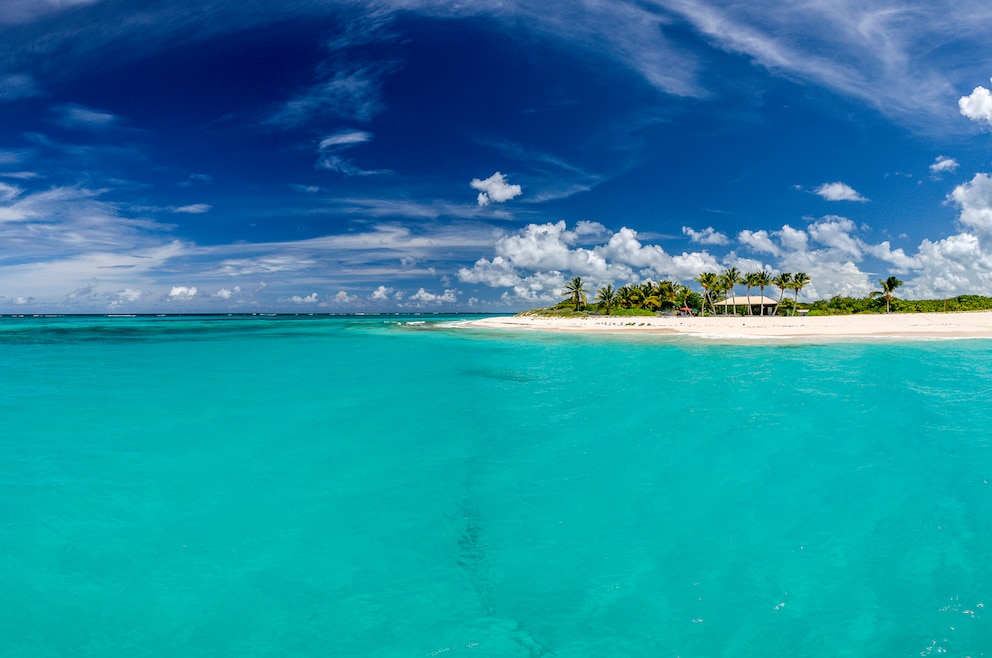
772 272 792 316
721 267 743 315
869 275 904 313
791 272 811 316
712 276 729 314
561 276 588 312
755 271 772 316
616 285 636 310
743 271 762 315
639 281 660 311
595 284 616 315
654 280 678 311
694 272 719 316
673 283 693 314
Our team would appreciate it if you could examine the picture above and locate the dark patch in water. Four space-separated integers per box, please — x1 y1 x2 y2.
457 503 495 615
456 500 556 656
510 624 557 657
0 316 366 345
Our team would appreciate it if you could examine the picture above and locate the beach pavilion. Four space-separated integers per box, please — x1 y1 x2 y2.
712 295 780 315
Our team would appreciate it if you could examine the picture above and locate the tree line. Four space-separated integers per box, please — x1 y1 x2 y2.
560 268 813 316
555 272 930 316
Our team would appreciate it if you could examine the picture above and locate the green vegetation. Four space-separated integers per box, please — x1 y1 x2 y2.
791 272 811 316
693 272 719 315
595 284 616 315
869 275 904 313
808 294 992 315
755 271 772 316
515 271 992 317
721 267 743 315
605 307 658 317
772 272 792 313
561 276 589 312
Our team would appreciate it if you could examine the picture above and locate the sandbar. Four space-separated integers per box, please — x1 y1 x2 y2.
464 311 992 339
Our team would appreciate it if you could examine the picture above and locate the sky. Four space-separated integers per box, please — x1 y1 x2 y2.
4 0 992 313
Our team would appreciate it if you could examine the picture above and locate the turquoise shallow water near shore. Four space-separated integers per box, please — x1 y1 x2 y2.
2 314 991 656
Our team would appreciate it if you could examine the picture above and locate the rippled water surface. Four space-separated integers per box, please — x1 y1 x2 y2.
2 315 990 656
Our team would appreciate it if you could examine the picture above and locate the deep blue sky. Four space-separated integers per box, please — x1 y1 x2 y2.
4 0 992 312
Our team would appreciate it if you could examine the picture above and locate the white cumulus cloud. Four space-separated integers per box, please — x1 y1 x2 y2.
683 226 729 245
108 288 146 309
115 288 145 302
471 172 522 207
807 215 863 258
815 182 868 202
409 288 457 304
930 156 959 176
738 229 781 256
959 80 992 125
168 286 197 299
949 173 992 238
370 285 393 301
458 221 726 304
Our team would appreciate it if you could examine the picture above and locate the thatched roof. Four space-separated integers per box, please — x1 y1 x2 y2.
713 295 780 307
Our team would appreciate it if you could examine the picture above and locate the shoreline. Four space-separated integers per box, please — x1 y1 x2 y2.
463 311 992 339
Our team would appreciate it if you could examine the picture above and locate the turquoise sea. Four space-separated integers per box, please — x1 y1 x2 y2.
2 314 991 657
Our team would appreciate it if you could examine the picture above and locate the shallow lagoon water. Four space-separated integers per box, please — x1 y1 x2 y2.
2 314 990 656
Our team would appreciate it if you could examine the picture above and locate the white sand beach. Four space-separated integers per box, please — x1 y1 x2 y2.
465 311 992 339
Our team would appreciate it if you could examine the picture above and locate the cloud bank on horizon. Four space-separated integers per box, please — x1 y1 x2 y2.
3 0 992 311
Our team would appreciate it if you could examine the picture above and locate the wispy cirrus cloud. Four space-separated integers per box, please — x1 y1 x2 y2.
173 203 211 214
0 240 189 306
643 0 992 130
5 0 987 134
0 73 40 101
0 186 170 259
268 66 388 127
52 103 120 130
0 181 22 202
322 196 514 221
314 129 388 176
0 0 101 25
